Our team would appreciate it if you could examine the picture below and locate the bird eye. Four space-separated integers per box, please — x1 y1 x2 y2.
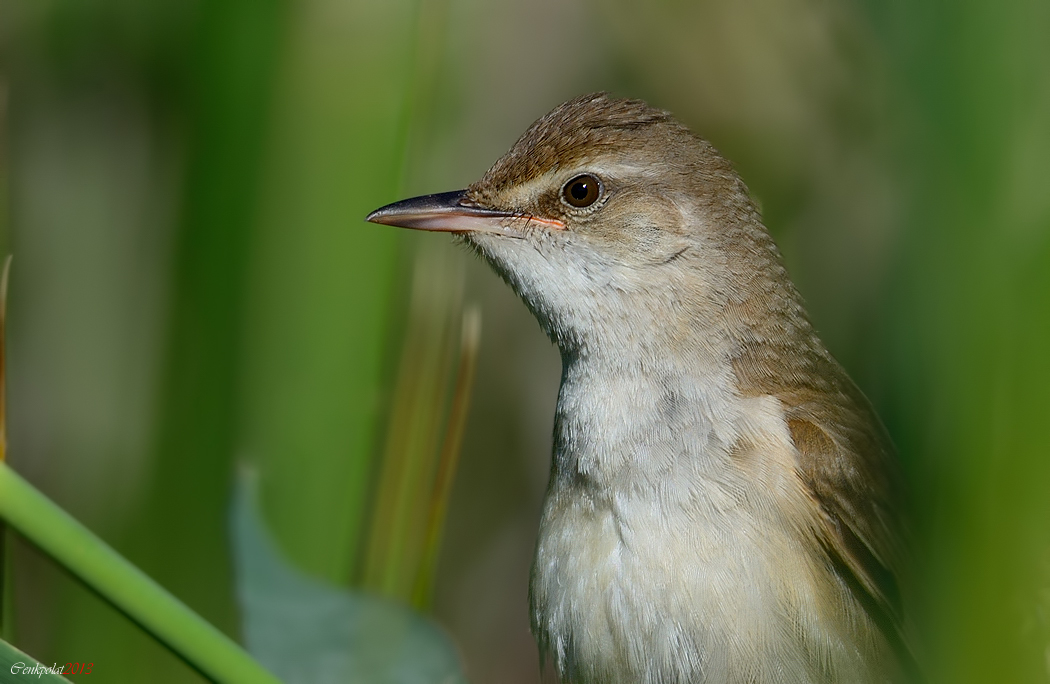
561 174 602 208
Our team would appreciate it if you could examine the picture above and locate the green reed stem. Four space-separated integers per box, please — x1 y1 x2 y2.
0 463 280 684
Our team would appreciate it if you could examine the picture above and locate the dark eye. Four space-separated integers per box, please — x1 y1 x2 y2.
561 174 602 208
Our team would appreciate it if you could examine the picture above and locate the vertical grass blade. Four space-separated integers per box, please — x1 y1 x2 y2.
0 255 10 643
411 306 480 610
240 0 420 586
51 8 295 680
0 254 8 464
361 247 465 599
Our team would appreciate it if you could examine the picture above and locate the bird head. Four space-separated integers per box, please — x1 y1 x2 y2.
367 93 792 356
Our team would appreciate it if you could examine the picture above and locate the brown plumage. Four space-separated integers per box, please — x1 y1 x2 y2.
368 92 914 683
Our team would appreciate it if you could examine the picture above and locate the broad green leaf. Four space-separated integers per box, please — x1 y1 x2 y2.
232 469 466 684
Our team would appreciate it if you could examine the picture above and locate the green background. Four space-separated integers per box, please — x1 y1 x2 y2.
1 0 1048 681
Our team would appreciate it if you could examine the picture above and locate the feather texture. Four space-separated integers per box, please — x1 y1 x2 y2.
370 92 914 683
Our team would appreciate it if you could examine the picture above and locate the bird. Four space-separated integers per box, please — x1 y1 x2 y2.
366 93 913 684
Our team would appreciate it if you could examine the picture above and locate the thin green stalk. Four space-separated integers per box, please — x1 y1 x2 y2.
361 249 463 597
0 254 9 462
412 306 480 610
382 285 457 596
1 256 11 641
0 464 280 684
1 532 11 643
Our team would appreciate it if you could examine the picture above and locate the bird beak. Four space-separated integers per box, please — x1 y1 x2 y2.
365 190 564 238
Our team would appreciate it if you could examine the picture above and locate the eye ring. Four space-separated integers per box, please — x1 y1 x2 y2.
561 174 602 209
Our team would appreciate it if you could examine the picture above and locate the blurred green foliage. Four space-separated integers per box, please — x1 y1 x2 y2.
0 0 1047 682
865 1 1050 680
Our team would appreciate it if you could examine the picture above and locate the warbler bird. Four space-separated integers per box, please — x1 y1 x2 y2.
367 93 912 684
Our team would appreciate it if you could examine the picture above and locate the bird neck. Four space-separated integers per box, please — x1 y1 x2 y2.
547 250 820 496
550 320 745 493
